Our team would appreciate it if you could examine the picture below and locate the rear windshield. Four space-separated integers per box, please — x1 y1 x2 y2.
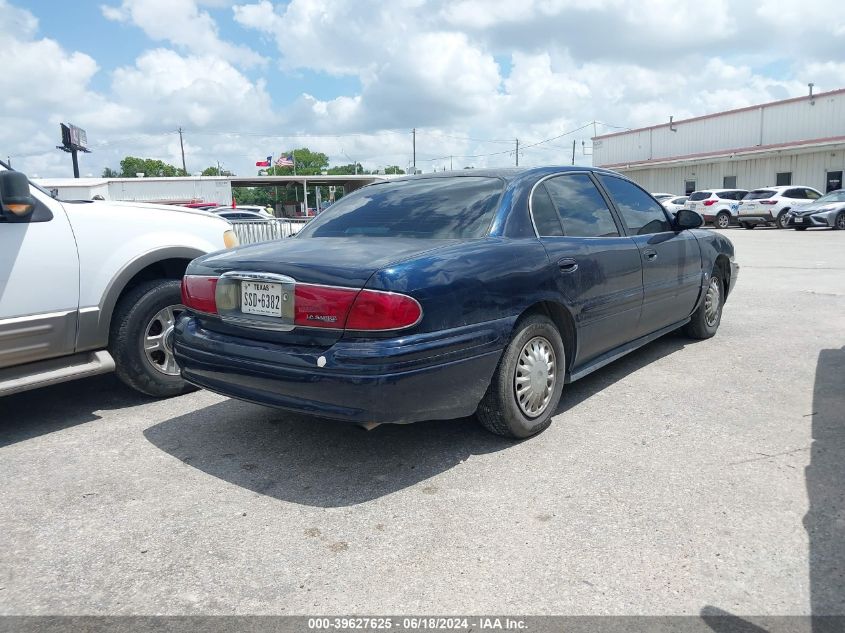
297 177 503 239
689 191 711 201
744 189 775 200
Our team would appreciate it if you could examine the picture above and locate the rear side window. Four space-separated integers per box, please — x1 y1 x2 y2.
716 191 736 199
298 177 502 239
530 185 564 236
543 174 619 237
744 189 775 200
689 191 711 201
598 175 672 235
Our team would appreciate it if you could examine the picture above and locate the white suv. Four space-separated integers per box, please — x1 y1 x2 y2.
684 189 748 229
0 164 237 397
738 186 823 229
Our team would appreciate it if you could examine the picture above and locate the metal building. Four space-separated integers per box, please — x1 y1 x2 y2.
592 87 845 195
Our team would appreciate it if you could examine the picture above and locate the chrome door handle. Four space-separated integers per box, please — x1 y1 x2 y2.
643 249 658 261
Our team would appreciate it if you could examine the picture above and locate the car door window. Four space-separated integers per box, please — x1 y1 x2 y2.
784 188 804 199
530 184 564 236
598 174 672 235
543 174 619 237
804 189 821 200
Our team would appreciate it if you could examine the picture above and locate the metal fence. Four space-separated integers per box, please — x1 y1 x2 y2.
227 218 310 245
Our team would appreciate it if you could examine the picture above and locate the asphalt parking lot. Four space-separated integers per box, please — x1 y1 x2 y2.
1 227 843 616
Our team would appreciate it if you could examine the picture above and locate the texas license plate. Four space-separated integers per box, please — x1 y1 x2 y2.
241 281 283 317
794 217 803 223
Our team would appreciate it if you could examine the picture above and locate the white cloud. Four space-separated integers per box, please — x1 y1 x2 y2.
101 0 266 67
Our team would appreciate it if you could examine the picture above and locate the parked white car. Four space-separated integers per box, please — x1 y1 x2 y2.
661 196 688 215
210 205 272 217
737 186 823 229
684 189 748 229
651 193 675 202
0 164 237 397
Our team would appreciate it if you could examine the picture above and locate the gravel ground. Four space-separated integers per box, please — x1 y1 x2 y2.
1 226 843 616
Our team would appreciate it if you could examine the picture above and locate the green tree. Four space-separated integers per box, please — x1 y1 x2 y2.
265 147 329 176
328 162 364 175
202 166 234 176
384 165 405 175
101 167 119 177
119 156 186 177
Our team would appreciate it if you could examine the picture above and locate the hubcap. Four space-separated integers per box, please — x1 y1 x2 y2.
837 214 845 230
143 305 184 376
704 277 721 327
514 336 556 418
717 214 729 228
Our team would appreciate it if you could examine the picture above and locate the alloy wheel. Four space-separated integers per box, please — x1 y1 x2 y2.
143 304 184 375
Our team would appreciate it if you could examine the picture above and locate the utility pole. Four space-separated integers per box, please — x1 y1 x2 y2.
450 155 453 171
515 139 519 167
572 140 576 165
178 127 187 175
412 128 416 174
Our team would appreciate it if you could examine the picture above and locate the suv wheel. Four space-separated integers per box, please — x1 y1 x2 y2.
476 314 565 438
776 210 790 229
109 279 195 397
715 212 731 229
835 211 845 230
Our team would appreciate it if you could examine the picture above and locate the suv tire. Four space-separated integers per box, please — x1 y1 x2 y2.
776 210 790 229
476 314 565 439
715 212 731 229
109 279 194 397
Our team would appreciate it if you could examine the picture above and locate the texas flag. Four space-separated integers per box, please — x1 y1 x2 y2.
255 155 272 167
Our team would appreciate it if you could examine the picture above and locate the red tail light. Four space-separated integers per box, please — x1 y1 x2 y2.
294 285 421 331
181 275 218 313
294 285 358 328
703 199 718 206
760 200 777 205
346 290 422 331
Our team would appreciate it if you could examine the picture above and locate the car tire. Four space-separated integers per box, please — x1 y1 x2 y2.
109 279 195 398
741 222 755 229
776 210 790 229
835 211 845 230
715 212 731 229
683 267 724 340
476 314 565 439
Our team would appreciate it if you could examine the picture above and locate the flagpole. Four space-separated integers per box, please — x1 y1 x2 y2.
292 150 297 176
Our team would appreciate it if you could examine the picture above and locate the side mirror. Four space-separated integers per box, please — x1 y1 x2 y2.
0 171 37 221
674 208 703 230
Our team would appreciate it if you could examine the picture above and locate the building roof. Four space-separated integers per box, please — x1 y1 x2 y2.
592 87 845 141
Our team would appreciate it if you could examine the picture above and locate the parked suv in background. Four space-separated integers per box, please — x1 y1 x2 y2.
661 195 688 215
684 189 748 228
738 186 822 229
0 163 237 397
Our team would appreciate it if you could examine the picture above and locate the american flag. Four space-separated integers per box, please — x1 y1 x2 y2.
275 153 294 167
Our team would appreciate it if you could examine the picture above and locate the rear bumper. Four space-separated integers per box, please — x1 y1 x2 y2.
173 316 511 424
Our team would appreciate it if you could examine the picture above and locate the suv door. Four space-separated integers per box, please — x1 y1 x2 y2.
0 174 80 368
530 172 643 365
597 174 701 336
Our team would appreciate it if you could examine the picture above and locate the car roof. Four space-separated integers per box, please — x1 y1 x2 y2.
374 166 628 186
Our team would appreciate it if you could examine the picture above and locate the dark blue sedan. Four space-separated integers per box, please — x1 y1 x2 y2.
174 167 738 438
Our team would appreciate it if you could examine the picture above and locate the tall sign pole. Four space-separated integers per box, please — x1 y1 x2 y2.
412 128 416 174
178 127 187 175
57 123 91 178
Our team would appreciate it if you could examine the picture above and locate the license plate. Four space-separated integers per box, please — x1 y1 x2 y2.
744 203 756 210
241 281 283 317
794 217 803 223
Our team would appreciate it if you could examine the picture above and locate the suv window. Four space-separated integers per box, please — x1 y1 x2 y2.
804 188 821 200
716 191 736 200
298 177 503 238
784 188 805 199
744 189 775 200
531 184 564 236
543 174 619 237
598 175 672 235
689 191 711 201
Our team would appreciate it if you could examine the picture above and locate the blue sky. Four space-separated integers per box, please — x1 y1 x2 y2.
2 0 843 177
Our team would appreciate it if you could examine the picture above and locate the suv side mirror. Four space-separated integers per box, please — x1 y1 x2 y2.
674 208 703 230
0 171 37 221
